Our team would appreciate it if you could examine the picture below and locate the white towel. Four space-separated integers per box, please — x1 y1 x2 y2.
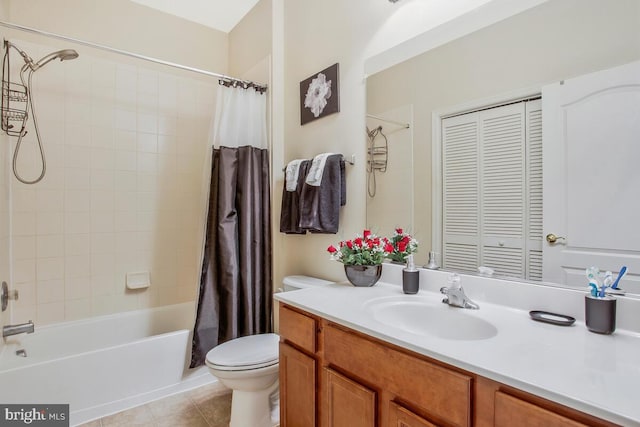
305 153 336 187
285 159 306 192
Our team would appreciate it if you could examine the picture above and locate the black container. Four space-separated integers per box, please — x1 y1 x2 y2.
585 295 616 334
344 264 382 287
402 270 419 294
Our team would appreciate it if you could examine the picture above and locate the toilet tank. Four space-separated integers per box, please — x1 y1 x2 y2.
282 275 333 292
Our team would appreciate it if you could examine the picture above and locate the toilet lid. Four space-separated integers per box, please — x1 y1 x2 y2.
206 333 279 370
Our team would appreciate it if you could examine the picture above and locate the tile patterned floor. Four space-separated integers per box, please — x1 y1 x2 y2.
78 383 232 427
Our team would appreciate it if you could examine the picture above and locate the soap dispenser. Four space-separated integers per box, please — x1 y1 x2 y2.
403 254 419 294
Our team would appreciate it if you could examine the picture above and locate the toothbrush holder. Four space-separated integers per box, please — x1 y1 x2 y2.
585 295 616 334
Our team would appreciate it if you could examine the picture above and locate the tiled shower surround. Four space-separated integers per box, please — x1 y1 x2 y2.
8 39 216 325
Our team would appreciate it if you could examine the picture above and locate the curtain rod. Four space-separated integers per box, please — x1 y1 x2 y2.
366 114 410 129
0 20 267 91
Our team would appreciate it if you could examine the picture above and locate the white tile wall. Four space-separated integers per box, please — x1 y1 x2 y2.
0 135 10 342
9 40 216 325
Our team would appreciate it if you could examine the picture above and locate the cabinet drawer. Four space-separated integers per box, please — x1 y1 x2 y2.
324 324 472 427
494 391 588 427
279 304 318 354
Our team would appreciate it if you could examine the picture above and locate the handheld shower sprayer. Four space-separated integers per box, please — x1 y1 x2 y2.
2 40 79 184
32 49 79 70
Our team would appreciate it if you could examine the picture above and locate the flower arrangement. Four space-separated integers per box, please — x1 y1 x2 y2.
387 228 419 263
327 229 393 266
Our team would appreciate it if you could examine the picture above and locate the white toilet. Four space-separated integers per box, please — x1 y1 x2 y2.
205 275 332 427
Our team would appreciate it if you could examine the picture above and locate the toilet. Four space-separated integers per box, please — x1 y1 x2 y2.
205 275 332 427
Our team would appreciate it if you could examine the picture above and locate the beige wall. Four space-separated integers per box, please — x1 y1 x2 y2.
277 0 391 285
2 0 228 324
367 0 640 266
228 0 272 80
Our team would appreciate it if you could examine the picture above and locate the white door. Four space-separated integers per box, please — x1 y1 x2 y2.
542 60 640 292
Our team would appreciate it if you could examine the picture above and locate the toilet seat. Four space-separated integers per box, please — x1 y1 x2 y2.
206 333 279 372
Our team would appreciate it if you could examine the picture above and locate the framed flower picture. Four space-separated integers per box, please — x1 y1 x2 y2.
300 63 340 125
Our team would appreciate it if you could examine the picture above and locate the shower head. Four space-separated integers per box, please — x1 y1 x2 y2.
32 49 79 70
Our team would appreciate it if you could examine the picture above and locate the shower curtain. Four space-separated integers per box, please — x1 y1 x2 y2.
190 83 271 368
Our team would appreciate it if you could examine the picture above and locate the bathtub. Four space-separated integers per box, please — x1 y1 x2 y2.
0 302 215 426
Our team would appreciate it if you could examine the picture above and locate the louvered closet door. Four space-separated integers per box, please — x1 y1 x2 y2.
442 101 541 278
525 100 543 281
442 113 480 273
479 103 526 278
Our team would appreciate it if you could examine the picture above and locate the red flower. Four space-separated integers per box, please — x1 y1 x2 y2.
346 240 353 249
398 241 407 252
354 237 363 247
327 245 337 254
395 228 403 234
363 229 372 239
384 243 394 253
401 236 410 245
367 240 374 249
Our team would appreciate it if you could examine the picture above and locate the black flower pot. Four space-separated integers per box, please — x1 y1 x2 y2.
344 264 382 287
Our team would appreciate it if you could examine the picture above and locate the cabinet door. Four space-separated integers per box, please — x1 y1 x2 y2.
389 402 439 427
324 368 376 427
324 324 472 427
280 342 316 427
494 391 588 427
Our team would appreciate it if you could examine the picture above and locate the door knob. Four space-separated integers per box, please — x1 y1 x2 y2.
546 233 566 244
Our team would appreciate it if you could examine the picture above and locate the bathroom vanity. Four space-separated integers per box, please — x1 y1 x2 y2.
274 267 640 427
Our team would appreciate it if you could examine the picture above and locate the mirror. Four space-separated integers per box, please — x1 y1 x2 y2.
366 0 640 294
365 106 413 239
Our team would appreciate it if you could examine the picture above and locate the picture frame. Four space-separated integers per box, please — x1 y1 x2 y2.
300 63 340 125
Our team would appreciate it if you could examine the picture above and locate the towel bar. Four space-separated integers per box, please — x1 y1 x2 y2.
282 154 354 172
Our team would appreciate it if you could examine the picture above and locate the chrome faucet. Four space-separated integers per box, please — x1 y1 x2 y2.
440 274 479 309
2 320 35 338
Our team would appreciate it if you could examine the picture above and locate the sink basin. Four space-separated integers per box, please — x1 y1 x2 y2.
363 296 498 341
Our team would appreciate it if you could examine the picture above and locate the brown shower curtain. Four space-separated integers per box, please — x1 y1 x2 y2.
190 145 272 368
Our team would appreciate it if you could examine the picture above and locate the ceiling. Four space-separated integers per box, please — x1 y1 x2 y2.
129 0 261 33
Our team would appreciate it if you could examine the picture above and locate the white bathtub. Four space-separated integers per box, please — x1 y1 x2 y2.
0 302 215 426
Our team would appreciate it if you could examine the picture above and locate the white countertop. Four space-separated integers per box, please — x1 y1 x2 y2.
274 273 640 426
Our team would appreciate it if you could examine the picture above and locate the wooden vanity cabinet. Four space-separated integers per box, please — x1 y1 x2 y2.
389 402 439 427
280 342 316 426
323 322 472 427
278 303 619 427
323 367 376 427
476 377 618 427
279 305 320 426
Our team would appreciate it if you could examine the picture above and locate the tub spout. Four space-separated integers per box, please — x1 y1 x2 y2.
2 320 34 338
